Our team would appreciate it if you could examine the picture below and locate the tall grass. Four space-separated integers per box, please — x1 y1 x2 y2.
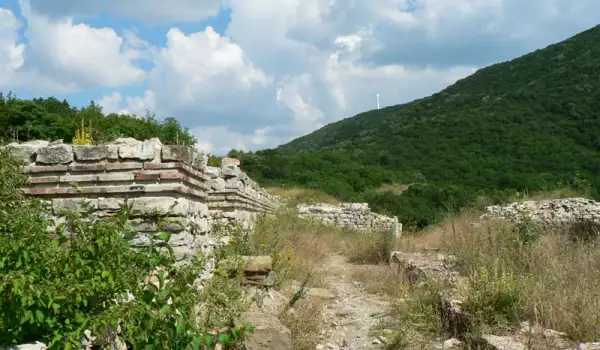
396 211 600 342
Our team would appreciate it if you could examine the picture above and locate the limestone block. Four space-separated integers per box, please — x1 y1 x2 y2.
73 145 118 161
7 140 49 164
169 231 196 247
191 150 208 170
53 198 98 215
222 165 240 177
204 166 221 178
98 197 125 211
225 178 239 189
211 177 226 190
118 139 158 160
159 217 189 232
36 144 73 164
128 197 190 216
161 145 194 164
222 157 240 167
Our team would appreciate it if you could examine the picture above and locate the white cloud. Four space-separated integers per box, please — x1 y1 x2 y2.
18 2 147 92
5 0 600 154
0 8 25 84
27 0 221 23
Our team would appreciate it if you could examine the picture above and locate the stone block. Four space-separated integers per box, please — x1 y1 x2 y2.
204 166 221 178
118 139 159 160
36 144 73 164
97 173 135 182
159 217 189 232
69 163 106 172
106 162 142 171
128 197 190 217
221 165 240 177
241 256 273 273
7 140 49 164
73 145 118 161
211 177 226 190
98 197 125 211
52 198 98 215
161 145 194 164
222 157 240 167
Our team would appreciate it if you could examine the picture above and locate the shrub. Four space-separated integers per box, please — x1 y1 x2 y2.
565 218 600 242
0 150 252 349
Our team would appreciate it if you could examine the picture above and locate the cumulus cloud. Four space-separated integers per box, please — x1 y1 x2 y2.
27 0 221 23
5 0 600 154
17 2 147 92
0 8 25 84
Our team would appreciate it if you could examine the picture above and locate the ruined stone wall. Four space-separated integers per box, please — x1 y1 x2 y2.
483 197 600 225
5 138 279 261
297 203 401 235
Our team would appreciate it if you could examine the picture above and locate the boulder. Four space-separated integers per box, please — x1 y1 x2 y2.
242 256 273 273
239 312 292 350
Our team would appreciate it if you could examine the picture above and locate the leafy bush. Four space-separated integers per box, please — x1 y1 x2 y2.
0 150 252 349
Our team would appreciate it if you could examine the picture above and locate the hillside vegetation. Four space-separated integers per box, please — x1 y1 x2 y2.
236 25 600 229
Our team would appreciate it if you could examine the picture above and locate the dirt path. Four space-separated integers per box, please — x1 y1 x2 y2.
317 255 393 350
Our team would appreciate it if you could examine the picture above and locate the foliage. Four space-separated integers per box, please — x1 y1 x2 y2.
236 25 600 230
0 150 251 349
73 119 92 145
0 94 196 146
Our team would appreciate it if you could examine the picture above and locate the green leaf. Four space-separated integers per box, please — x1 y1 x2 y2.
159 304 170 317
157 232 171 242
218 333 231 346
204 334 214 347
35 310 44 322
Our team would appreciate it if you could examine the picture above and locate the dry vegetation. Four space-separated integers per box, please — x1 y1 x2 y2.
386 210 600 347
265 187 340 206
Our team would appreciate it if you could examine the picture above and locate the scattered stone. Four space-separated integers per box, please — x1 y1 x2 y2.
239 312 292 350
577 343 600 350
389 251 458 285
479 335 526 350
0 342 48 350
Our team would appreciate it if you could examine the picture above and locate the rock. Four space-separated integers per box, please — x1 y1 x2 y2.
248 287 289 315
52 198 98 214
6 140 49 164
439 297 469 338
239 312 292 350
161 145 194 163
389 251 458 284
204 166 221 178
433 338 463 349
542 328 570 348
73 145 118 161
211 177 226 190
118 139 160 160
306 288 336 299
0 342 48 350
483 198 600 226
128 197 190 217
192 150 208 169
36 143 73 164
478 335 526 350
222 157 240 167
242 256 273 273
577 343 600 350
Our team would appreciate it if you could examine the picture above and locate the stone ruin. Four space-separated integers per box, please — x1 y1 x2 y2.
482 197 600 225
3 138 279 262
297 202 401 235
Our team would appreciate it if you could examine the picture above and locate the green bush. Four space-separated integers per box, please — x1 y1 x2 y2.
0 151 252 349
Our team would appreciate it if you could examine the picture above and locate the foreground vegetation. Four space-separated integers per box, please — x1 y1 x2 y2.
233 25 600 230
0 151 251 349
384 211 600 348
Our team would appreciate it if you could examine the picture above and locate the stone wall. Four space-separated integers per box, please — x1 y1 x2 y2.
5 138 279 261
297 202 401 235
482 198 600 225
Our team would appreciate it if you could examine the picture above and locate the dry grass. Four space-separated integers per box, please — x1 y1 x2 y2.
278 299 326 350
375 183 411 196
351 264 408 298
394 210 600 342
265 187 339 206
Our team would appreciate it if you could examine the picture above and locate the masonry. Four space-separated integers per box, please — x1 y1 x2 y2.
5 138 278 261
297 202 402 235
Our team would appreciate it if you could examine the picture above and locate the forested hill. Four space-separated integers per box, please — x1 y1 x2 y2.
0 94 196 146
236 24 600 230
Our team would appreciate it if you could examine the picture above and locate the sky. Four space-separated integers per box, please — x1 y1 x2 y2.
0 0 598 155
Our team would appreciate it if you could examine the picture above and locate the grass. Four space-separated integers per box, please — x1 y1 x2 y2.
388 209 600 346
265 187 339 206
278 299 326 350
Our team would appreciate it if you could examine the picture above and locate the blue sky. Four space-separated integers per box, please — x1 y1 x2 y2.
0 0 599 154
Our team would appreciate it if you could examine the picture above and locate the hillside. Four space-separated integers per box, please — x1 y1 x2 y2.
238 25 600 229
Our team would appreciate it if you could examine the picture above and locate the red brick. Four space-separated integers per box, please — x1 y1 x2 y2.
69 163 106 172
29 176 60 184
106 162 142 171
26 165 69 173
135 173 160 181
143 162 184 170
160 172 185 180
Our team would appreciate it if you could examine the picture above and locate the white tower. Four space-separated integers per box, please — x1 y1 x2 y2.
376 94 380 109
